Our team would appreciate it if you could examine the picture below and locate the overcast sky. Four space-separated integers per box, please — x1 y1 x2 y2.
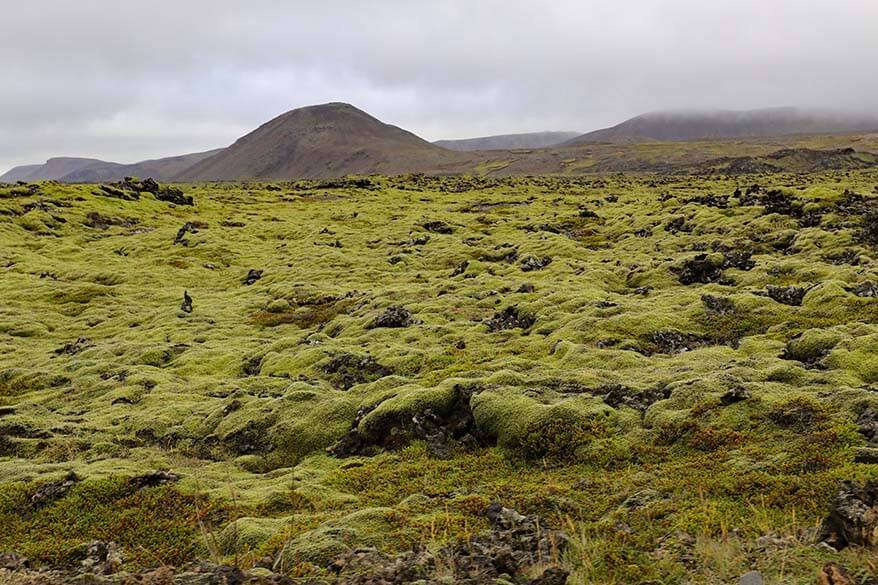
2 0 877 173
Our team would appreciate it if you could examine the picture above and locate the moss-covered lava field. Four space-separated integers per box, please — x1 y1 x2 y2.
1 172 878 583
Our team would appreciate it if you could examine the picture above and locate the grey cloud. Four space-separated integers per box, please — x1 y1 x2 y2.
2 0 877 173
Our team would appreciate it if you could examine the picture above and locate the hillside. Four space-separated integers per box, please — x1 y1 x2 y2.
434 131 580 151
0 157 104 182
60 149 223 182
1 151 222 184
0 164 43 183
178 102 466 180
568 108 878 144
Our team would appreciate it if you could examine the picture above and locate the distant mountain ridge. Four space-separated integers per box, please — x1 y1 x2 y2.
434 131 580 151
4 104 878 182
1 157 105 182
0 150 221 183
566 108 878 144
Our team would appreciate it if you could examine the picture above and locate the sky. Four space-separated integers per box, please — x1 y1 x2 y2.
2 0 877 174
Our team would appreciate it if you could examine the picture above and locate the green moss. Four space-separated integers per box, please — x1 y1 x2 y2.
217 516 289 555
2 174 878 581
472 389 614 461
0 475 213 568
278 507 396 567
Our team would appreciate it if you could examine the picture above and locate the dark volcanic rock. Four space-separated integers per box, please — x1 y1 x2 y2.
701 294 736 316
422 220 453 234
740 188 804 217
676 254 725 285
451 260 469 276
689 193 729 208
30 471 79 509
327 504 566 585
174 221 201 244
243 269 264 285
854 447 878 465
720 385 751 406
665 216 692 234
0 552 29 571
644 330 711 355
328 384 488 459
486 306 536 332
79 540 125 575
854 281 878 298
127 470 181 491
181 290 193 313
110 177 194 206
54 337 93 356
83 211 138 230
819 480 878 550
153 185 193 206
96 184 140 201
857 407 878 443
520 255 553 272
721 249 756 271
369 305 413 328
766 285 806 306
528 567 570 585
861 210 878 247
321 353 393 390
602 383 670 411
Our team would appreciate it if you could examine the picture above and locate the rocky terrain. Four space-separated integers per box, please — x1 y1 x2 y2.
0 171 878 583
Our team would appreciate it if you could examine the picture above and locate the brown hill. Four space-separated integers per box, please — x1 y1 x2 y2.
567 108 878 144
178 102 464 180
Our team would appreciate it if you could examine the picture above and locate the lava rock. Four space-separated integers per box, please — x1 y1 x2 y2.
819 480 878 549
665 216 692 234
54 337 93 356
181 290 193 313
243 269 263 285
328 384 488 459
860 210 878 247
854 447 878 464
422 220 453 234
0 552 29 571
817 562 856 585
79 541 125 575
30 471 78 509
486 306 536 332
128 470 181 491
174 221 200 244
676 254 725 285
720 385 751 406
369 305 413 328
858 407 878 442
701 294 736 316
529 567 570 585
854 281 878 298
520 255 553 272
321 353 393 390
645 330 710 355
766 285 806 306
